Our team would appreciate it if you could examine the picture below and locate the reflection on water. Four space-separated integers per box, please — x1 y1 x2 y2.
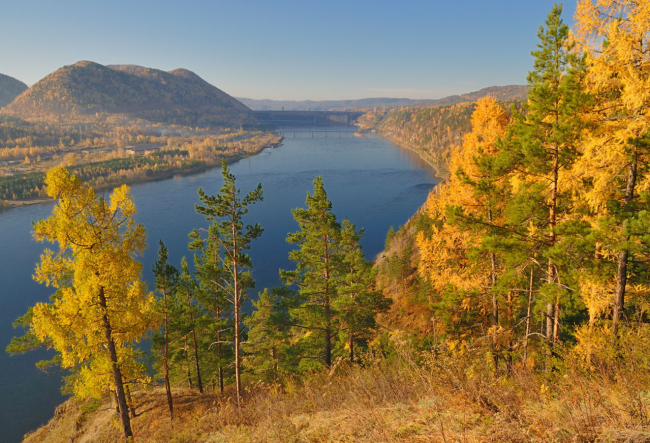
0 128 438 442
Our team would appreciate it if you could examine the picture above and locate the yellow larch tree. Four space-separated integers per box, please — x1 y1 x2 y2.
417 97 510 351
573 0 650 335
29 166 157 440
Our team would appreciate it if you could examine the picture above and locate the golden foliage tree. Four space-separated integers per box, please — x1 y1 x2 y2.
417 97 510 344
573 0 650 335
29 166 156 439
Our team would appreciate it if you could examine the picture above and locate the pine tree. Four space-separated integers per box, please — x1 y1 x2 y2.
243 287 298 381
190 223 231 393
189 159 263 405
496 4 590 344
335 219 391 362
177 257 204 393
152 240 179 421
281 177 341 368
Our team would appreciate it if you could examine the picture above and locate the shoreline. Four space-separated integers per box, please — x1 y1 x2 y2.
0 139 283 212
376 131 447 179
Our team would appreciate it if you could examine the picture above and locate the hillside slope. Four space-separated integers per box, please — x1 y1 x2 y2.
3 61 256 128
0 73 28 108
238 85 528 111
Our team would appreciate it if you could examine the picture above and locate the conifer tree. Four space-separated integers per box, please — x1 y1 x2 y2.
335 219 391 362
281 177 341 368
496 4 590 343
26 167 156 440
243 287 297 380
417 97 511 354
191 223 231 393
573 0 650 336
189 159 263 405
177 257 204 393
152 240 179 421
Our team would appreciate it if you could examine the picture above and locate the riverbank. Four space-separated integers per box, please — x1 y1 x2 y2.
0 135 283 211
377 131 447 178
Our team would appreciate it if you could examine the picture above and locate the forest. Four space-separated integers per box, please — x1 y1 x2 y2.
8 1 650 442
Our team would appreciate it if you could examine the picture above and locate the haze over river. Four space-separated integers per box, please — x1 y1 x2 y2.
0 129 437 443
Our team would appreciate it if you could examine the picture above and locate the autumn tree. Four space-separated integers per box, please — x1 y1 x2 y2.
573 0 650 336
189 159 263 405
417 97 511 357
25 166 156 440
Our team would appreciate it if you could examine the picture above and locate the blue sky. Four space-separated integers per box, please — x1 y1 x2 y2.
1 0 577 100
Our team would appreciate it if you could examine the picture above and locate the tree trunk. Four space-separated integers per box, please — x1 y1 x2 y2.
523 266 534 370
163 291 174 421
488 208 499 371
547 145 559 343
191 326 203 393
184 336 193 390
187 296 203 393
324 239 332 367
125 385 136 418
613 159 637 336
234 286 242 407
98 286 133 439
349 332 354 363
216 302 224 393
232 216 242 407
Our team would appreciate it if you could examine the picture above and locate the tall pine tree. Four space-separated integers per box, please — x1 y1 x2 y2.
189 159 263 405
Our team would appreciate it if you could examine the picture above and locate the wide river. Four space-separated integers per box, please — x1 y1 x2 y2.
0 129 437 443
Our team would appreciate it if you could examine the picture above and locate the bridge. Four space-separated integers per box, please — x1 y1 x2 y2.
252 110 365 127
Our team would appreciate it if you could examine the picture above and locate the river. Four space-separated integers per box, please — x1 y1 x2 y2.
0 129 437 442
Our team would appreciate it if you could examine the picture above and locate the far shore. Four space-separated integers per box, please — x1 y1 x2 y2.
0 140 282 212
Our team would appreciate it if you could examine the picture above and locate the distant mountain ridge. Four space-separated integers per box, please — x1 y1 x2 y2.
0 73 28 108
3 61 255 128
236 97 417 111
237 85 529 111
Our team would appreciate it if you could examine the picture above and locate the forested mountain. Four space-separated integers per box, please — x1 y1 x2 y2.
359 99 523 176
237 85 528 111
2 62 256 128
0 73 28 108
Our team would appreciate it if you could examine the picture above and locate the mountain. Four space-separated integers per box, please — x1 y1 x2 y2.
418 85 529 107
3 61 256 128
0 73 28 108
236 97 417 111
237 85 529 111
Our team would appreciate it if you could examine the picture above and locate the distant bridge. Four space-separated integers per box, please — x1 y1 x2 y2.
252 110 365 127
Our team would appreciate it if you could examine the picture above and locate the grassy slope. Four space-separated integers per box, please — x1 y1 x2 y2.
23 347 650 443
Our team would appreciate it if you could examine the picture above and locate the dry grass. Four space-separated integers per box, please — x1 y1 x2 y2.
22 342 650 443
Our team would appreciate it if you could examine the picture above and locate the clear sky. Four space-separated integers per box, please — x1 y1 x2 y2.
1 0 577 101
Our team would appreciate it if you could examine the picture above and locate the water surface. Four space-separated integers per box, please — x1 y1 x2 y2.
0 130 437 442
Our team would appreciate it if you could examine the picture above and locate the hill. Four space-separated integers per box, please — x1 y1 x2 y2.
0 73 28 108
237 85 529 111
236 96 417 111
3 61 256 128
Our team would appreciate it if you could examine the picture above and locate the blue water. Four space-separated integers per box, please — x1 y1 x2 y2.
0 130 437 442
